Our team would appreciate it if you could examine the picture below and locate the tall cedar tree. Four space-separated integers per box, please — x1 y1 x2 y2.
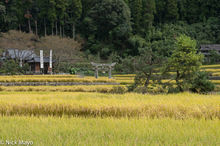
66 0 82 39
55 0 67 36
165 0 179 22
141 0 156 36
0 3 5 31
83 0 132 56
129 0 142 33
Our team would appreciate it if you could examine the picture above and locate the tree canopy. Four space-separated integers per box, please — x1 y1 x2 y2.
0 0 219 58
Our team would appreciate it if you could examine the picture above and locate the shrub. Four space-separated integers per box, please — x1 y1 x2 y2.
110 86 127 94
133 85 168 94
133 87 148 94
190 71 215 94
69 68 76 75
207 50 220 64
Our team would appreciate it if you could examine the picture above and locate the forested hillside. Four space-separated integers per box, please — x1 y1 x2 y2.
0 0 220 59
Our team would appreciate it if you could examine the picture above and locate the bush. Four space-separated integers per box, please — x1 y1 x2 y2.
0 60 30 75
69 68 76 75
133 87 148 94
206 50 220 64
110 86 127 94
190 71 215 94
133 85 168 94
168 86 181 93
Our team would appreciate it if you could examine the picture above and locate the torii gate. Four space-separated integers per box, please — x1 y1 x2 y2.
91 62 116 79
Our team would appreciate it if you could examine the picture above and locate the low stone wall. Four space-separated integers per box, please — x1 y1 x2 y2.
0 82 120 86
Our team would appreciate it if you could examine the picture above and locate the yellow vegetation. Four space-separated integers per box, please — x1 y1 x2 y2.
202 64 220 68
0 85 126 93
0 76 116 83
0 92 219 119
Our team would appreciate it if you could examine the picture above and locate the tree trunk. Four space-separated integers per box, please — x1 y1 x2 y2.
52 23 54 36
144 70 152 88
176 70 183 92
55 21 58 36
28 18 32 33
63 26 64 37
35 20 38 36
44 18 47 36
60 25 62 37
72 23 75 39
19 24 22 32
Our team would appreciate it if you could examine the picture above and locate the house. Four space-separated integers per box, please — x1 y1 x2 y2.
1 49 54 74
200 44 220 56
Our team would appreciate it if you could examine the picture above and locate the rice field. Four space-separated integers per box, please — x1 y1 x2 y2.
0 64 220 145
0 75 116 83
0 85 126 93
0 92 219 119
0 117 219 146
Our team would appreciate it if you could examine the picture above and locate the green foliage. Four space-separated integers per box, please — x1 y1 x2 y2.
66 0 82 38
164 35 203 92
83 0 132 57
69 68 76 75
165 0 179 22
140 0 156 35
85 0 131 39
0 60 19 75
190 71 215 94
0 0 220 60
129 0 142 33
0 60 29 75
133 85 167 94
128 35 147 55
207 50 220 64
0 3 5 31
154 0 166 23
110 86 127 94
130 46 165 93
0 4 5 16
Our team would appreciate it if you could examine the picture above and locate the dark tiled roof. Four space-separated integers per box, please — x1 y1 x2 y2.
27 57 50 63
201 44 220 51
2 49 55 63
3 49 37 60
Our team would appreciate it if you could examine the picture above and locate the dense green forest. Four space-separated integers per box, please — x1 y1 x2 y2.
0 0 220 59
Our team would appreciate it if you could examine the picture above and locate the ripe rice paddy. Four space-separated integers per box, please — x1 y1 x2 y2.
0 64 220 145
0 85 126 93
0 92 219 119
0 117 219 146
0 76 116 83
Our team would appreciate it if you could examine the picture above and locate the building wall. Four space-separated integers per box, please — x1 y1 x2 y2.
35 63 40 73
29 62 52 74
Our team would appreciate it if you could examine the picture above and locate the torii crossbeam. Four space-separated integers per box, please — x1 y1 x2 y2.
91 62 116 79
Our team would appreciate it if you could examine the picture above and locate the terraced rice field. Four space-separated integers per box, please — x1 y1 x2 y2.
0 75 116 83
0 64 220 145
0 92 219 145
